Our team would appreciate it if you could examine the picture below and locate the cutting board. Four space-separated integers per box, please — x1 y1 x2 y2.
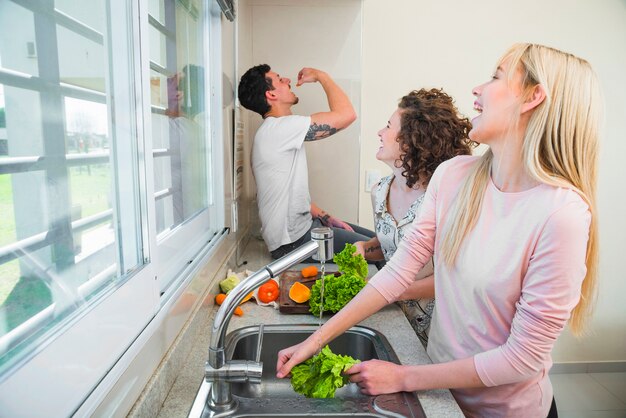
278 270 338 314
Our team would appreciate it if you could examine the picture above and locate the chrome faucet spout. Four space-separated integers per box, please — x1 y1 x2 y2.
205 228 333 410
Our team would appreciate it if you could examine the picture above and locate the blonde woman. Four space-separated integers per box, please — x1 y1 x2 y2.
276 43 601 418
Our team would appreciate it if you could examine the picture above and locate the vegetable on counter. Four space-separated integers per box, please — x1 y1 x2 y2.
215 292 253 306
215 294 244 316
333 243 368 280
301 265 318 278
290 345 360 398
215 293 227 305
240 292 254 303
309 243 367 316
289 281 311 303
258 279 280 303
309 273 366 316
219 275 240 294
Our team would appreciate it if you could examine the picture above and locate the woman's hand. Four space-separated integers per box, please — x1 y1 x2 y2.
354 241 366 258
353 237 383 262
276 337 319 378
345 360 407 395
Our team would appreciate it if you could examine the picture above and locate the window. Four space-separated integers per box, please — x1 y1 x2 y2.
0 0 224 415
147 0 219 292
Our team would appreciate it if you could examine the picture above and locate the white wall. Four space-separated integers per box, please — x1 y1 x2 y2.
358 0 626 363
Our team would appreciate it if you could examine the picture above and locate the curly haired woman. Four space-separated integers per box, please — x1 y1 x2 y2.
354 89 475 345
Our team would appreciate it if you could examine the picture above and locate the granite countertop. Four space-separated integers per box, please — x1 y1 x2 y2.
158 294 464 417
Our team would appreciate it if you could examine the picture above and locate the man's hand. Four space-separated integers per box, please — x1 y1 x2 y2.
296 67 326 86
311 203 354 231
319 212 354 232
297 68 355 139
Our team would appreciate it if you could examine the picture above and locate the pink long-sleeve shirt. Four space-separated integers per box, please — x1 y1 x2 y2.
369 155 591 418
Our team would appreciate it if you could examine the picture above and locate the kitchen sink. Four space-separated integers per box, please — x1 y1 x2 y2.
189 324 426 417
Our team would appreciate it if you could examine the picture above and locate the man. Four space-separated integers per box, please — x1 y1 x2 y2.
238 64 375 259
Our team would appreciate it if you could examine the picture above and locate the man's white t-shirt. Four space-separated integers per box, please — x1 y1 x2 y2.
251 115 312 251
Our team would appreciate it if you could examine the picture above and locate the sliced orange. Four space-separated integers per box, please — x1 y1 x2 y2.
240 292 254 304
289 281 311 304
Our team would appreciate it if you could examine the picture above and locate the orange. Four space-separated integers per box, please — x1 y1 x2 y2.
289 281 311 304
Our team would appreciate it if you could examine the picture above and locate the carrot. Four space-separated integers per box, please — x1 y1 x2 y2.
301 265 318 278
234 306 244 316
215 293 227 305
216 292 253 307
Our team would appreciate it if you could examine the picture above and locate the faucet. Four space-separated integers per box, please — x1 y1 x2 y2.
204 227 333 412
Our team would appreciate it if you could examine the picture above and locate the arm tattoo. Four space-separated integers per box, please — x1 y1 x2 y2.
365 245 380 254
319 213 331 226
305 123 340 141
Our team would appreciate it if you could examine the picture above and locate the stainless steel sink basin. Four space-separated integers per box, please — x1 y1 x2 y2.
189 324 425 417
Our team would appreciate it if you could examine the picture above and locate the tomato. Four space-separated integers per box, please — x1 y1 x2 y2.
258 279 279 303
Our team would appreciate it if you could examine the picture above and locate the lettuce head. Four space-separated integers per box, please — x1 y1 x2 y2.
290 345 360 398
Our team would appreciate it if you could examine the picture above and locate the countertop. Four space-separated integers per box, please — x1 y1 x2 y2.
157 286 464 417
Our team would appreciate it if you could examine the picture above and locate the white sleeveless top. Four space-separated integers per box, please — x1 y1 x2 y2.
372 175 434 345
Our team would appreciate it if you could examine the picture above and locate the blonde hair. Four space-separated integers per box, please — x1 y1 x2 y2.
439 43 602 335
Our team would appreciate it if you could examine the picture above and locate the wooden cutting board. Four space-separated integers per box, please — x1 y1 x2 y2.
278 270 338 314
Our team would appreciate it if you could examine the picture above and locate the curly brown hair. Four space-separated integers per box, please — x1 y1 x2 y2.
396 88 475 188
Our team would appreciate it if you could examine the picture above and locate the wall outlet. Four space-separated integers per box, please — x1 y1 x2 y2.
364 169 381 192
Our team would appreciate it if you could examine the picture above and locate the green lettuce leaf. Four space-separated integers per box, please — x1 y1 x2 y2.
309 244 368 316
309 272 366 316
333 243 368 280
290 345 360 398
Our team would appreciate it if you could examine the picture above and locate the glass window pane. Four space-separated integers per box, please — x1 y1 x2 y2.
0 2 39 77
57 25 106 92
55 1 106 34
0 174 15 247
5 170 48 242
149 0 166 25
0 0 142 373
149 1 208 238
149 25 167 69
0 86 44 157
